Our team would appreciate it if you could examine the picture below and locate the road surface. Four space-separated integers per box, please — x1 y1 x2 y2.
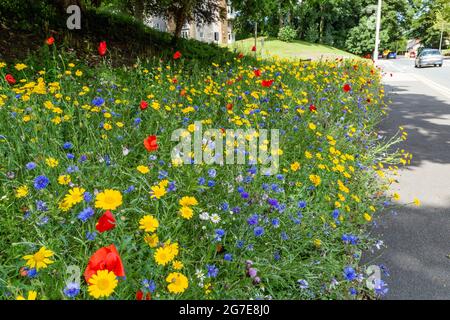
361 57 450 300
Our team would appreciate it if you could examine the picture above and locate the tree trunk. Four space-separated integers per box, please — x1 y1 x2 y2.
50 0 84 14
172 11 186 45
319 5 324 43
133 0 144 22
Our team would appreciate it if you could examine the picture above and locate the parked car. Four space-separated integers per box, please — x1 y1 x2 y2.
415 49 444 68
387 52 397 59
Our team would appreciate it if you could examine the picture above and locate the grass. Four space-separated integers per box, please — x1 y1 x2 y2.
230 37 360 61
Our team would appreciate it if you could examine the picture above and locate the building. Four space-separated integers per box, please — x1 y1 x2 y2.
145 1 235 45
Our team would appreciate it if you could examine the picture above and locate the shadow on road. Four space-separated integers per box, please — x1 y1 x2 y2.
379 85 450 167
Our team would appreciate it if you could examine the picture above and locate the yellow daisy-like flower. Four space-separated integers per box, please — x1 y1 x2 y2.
58 199 71 212
150 185 166 199
179 206 194 220
45 157 59 168
309 174 321 187
413 197 421 206
154 247 173 266
23 246 54 270
308 122 317 130
166 272 189 294
88 270 118 299
363 212 372 222
15 185 29 198
139 215 159 232
15 63 27 71
137 165 150 174
172 260 184 270
179 196 198 207
63 187 86 207
165 241 179 260
95 189 123 210
159 179 169 188
290 161 300 172
57 175 71 185
75 70 83 77
144 233 159 248
392 192 400 201
16 290 37 300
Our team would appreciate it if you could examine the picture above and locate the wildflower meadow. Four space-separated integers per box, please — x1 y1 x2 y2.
0 41 408 300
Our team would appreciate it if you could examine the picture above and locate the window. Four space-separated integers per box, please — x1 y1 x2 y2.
214 32 219 42
228 32 231 41
181 31 189 39
200 32 204 38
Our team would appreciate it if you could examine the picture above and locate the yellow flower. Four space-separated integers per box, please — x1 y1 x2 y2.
150 185 166 199
392 192 400 201
313 239 322 248
88 270 118 299
63 187 86 207
95 189 123 210
144 233 159 248
23 246 54 270
139 215 159 232
413 197 421 206
179 206 194 219
154 247 173 266
57 175 71 185
45 157 59 168
16 291 37 300
290 162 300 172
309 174 321 187
137 165 150 174
15 185 29 198
179 196 198 207
166 272 189 294
363 212 372 222
58 199 71 212
15 63 27 71
308 123 317 130
75 70 83 77
159 179 169 188
103 123 112 130
172 260 184 270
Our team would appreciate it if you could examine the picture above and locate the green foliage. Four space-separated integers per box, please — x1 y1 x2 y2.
277 26 297 42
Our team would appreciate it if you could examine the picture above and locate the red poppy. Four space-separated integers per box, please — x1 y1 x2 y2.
5 74 16 85
136 290 151 300
309 104 317 112
237 52 244 59
251 45 256 52
343 84 351 92
254 69 261 77
261 79 274 88
144 135 158 152
173 51 182 60
84 244 125 282
46 36 55 45
226 103 233 111
96 210 116 233
140 100 148 110
172 78 178 84
98 41 107 56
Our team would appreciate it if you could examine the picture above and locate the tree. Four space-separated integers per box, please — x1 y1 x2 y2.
146 0 226 42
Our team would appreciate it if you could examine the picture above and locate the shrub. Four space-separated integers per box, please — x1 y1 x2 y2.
278 26 297 42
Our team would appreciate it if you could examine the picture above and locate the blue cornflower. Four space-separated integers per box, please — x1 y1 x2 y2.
83 192 93 203
63 142 73 149
198 177 206 185
343 267 356 281
241 192 249 199
34 175 49 190
26 268 38 278
247 214 259 225
349 288 358 295
268 198 278 207
208 169 217 178
78 207 94 222
79 155 87 162
237 186 245 193
67 165 79 173
92 97 105 106
66 153 75 160
298 201 306 209
26 162 37 170
221 202 229 211
224 254 232 261
36 200 48 212
142 279 156 293
254 226 264 237
207 180 215 187
158 170 168 179
342 234 359 245
297 279 309 289
236 240 244 248
63 282 80 298
332 209 340 220
206 264 219 278
168 181 176 192
271 218 280 227
86 231 97 241
374 279 389 296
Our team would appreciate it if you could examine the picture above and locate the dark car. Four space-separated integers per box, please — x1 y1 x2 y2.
415 49 444 68
387 52 397 59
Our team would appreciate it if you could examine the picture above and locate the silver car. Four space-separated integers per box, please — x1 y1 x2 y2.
415 49 444 68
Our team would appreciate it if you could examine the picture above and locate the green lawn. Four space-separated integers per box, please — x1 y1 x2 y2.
230 37 359 60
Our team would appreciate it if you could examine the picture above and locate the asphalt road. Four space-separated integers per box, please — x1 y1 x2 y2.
361 57 450 300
